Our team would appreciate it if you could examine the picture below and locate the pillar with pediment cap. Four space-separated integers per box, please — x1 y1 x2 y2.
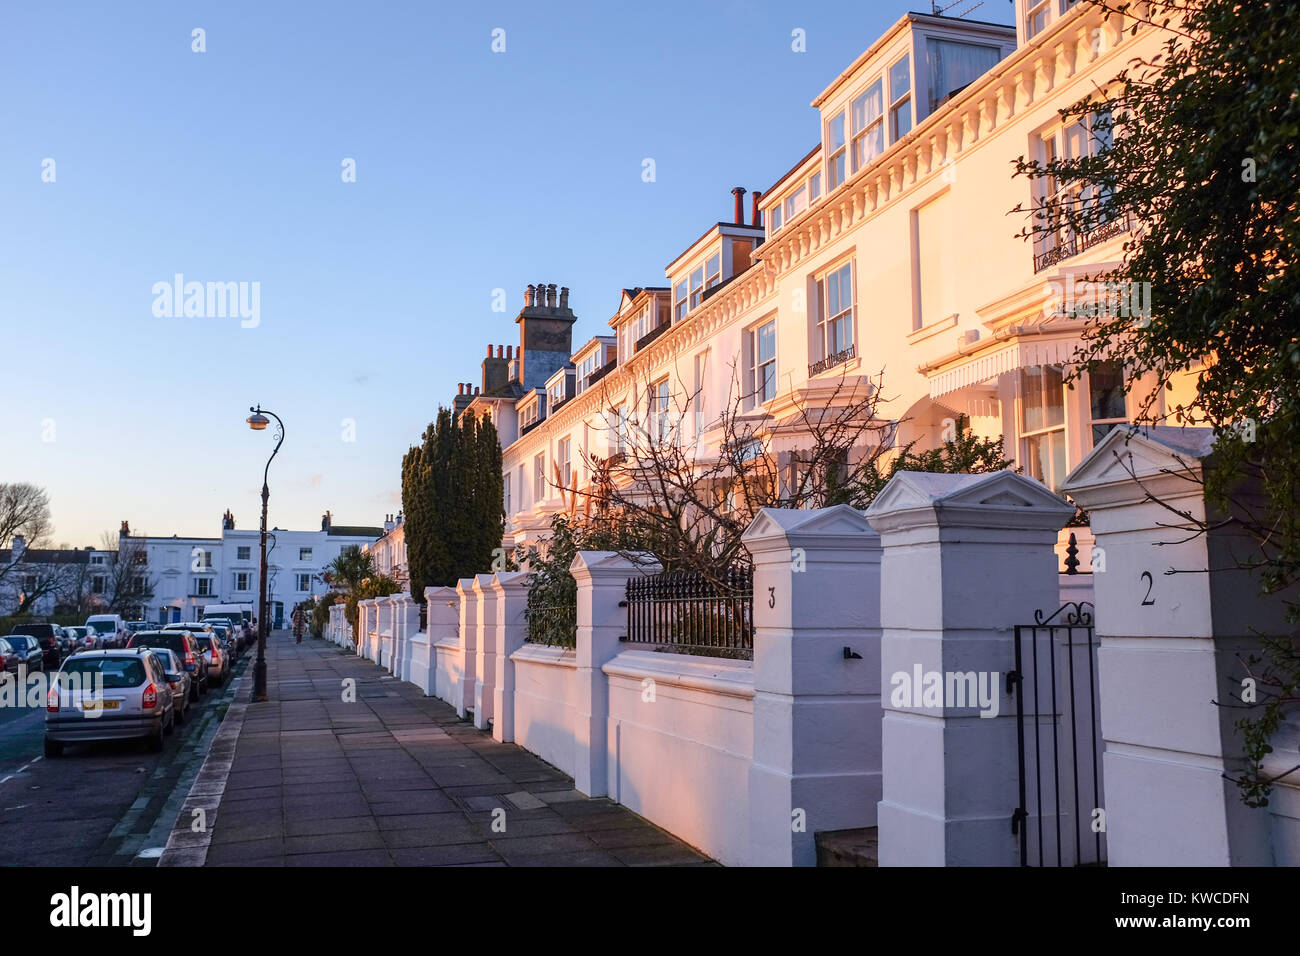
866 470 1074 866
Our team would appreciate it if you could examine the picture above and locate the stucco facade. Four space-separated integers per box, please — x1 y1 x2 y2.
450 3 1194 553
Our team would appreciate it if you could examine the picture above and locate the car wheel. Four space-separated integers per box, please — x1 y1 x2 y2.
174 703 184 726
164 709 176 736
44 737 63 758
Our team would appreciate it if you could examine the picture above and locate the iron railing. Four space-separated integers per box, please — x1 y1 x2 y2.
525 601 576 647
808 343 856 377
1010 601 1105 867
624 568 754 660
1033 215 1133 273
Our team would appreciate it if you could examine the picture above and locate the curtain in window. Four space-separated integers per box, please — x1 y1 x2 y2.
927 39 1000 111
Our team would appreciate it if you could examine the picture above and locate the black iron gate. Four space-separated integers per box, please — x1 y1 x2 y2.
1009 601 1105 867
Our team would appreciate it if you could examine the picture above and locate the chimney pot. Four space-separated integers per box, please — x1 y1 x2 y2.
506 345 513 359
546 283 557 308
474 386 480 395
457 383 463 395
751 190 763 228
487 344 493 357
497 345 504 358
524 284 535 307
559 286 570 310
731 186 746 225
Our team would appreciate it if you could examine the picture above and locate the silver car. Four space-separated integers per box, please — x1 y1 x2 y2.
149 647 192 725
45 649 176 756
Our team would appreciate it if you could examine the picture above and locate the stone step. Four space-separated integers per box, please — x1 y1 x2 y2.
815 827 878 867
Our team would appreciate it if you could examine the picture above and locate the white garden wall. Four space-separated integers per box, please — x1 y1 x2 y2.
604 650 754 867
510 644 578 778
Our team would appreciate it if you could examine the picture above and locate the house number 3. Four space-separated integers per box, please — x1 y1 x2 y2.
768 587 776 608
1140 570 1155 606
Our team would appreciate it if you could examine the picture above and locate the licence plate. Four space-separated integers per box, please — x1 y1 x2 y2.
81 699 120 711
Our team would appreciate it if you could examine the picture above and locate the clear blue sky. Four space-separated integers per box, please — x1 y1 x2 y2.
0 0 1012 548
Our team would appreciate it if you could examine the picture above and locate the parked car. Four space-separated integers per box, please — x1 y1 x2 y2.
8 623 63 669
0 638 20 677
85 614 126 650
190 634 227 687
149 647 191 725
205 622 239 660
63 626 91 651
3 635 46 672
125 631 207 700
45 649 176 756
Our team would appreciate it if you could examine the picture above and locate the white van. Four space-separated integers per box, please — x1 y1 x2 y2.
85 614 126 648
201 603 253 628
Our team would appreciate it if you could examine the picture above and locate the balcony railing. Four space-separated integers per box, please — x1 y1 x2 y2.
808 344 856 377
634 322 670 353
1033 215 1133 273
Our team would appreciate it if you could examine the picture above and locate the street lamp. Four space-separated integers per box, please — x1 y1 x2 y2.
246 405 283 703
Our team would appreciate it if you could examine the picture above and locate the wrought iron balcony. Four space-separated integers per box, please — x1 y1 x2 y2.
808 344 856 377
1033 215 1133 273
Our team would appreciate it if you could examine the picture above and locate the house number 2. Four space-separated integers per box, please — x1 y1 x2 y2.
1139 570 1155 606
768 587 776 608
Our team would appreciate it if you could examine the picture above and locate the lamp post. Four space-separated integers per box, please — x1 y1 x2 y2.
246 405 284 703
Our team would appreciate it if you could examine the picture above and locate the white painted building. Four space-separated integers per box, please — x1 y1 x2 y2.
365 514 408 589
444 3 1193 559
122 509 382 627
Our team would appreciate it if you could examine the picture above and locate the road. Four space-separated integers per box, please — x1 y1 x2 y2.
0 648 254 866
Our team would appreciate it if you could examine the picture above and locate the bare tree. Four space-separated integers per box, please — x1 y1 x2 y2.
0 483 53 588
563 360 897 584
98 532 156 617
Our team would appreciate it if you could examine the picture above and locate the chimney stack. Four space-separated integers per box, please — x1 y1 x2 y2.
751 190 762 228
732 186 746 225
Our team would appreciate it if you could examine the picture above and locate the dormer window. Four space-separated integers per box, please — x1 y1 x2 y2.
889 55 912 140
783 185 807 223
926 39 1000 112
705 253 721 293
851 79 885 172
689 266 704 310
674 279 688 320
827 111 847 189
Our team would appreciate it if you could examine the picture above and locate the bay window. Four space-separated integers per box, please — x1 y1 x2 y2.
1087 360 1127 446
1021 364 1067 491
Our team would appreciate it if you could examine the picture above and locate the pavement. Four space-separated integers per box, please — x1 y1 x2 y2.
163 630 716 866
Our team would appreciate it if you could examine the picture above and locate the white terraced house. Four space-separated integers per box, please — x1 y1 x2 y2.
455 2 1192 560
